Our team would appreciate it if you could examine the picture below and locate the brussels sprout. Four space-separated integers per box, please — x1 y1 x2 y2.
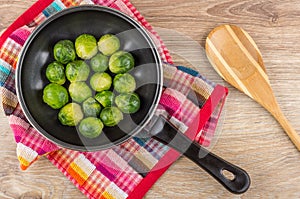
58 103 83 126
43 83 69 109
45 61 66 85
69 82 92 103
109 51 134 74
79 117 104 139
98 34 120 56
75 34 98 59
53 40 76 64
100 106 123 127
90 53 109 72
113 73 136 93
65 60 90 82
82 97 101 117
90 72 112 92
95 91 114 108
115 93 140 114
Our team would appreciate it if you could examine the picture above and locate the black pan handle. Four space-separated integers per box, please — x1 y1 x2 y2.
150 116 250 194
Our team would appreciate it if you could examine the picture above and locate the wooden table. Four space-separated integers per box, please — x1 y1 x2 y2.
1 0 300 198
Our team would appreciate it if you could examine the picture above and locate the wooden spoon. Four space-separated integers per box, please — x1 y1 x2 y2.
205 24 300 151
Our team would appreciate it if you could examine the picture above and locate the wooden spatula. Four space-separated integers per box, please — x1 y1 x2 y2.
205 24 300 151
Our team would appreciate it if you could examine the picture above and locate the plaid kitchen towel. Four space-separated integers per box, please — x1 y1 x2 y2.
0 0 228 198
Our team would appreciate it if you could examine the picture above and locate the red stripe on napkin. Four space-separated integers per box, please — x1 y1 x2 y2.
0 0 54 47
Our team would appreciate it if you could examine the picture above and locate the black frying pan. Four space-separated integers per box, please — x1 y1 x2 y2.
16 5 250 194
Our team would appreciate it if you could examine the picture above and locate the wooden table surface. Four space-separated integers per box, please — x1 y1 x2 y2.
1 0 300 198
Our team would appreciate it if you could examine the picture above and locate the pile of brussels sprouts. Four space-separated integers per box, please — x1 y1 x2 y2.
42 33 140 139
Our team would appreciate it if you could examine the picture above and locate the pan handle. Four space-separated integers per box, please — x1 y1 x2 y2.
151 116 250 194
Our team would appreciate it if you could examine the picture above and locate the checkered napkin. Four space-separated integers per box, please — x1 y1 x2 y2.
0 0 228 198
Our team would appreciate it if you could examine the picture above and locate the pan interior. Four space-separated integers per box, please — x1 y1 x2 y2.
17 6 162 151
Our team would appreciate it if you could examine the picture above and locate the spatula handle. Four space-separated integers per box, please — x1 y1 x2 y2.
272 108 300 151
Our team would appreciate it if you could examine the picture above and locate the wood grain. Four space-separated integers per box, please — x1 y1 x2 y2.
206 24 300 150
1 0 300 198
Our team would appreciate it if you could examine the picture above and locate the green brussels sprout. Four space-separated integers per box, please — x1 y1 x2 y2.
109 51 134 74
75 34 98 59
113 73 136 93
58 103 83 126
89 72 112 92
98 34 120 56
45 61 66 85
53 40 76 64
43 83 69 109
95 91 114 108
82 97 101 117
100 106 123 127
90 53 109 72
79 117 104 139
115 93 140 114
65 60 90 82
69 82 92 103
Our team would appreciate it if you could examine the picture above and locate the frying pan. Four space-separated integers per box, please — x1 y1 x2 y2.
16 5 250 194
